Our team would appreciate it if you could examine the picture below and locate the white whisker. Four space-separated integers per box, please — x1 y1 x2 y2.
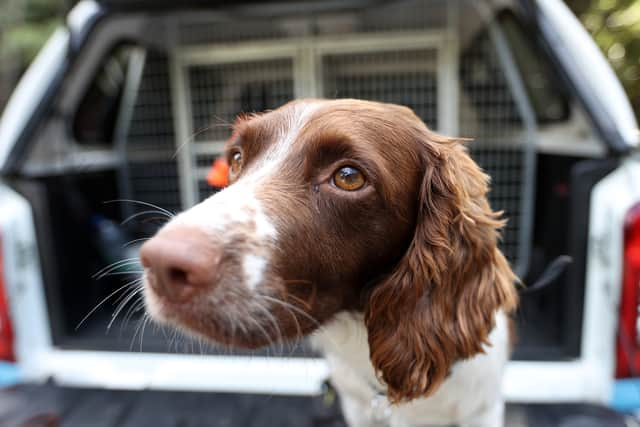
75 281 139 330
121 210 171 225
252 302 285 355
130 314 147 350
123 237 151 248
104 199 174 218
120 299 146 335
259 294 320 328
92 258 141 279
139 315 150 352
108 285 145 331
99 271 144 278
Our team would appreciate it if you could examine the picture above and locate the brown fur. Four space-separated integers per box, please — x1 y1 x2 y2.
364 128 518 403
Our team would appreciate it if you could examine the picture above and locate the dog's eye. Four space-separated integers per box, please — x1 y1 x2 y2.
230 152 243 175
333 166 366 191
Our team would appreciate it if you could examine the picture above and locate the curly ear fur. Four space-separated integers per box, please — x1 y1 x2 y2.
364 131 518 403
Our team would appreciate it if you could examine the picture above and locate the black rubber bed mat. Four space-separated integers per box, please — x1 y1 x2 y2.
0 383 630 427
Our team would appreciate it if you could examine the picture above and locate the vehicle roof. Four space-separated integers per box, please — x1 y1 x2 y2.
95 0 533 12
96 0 385 12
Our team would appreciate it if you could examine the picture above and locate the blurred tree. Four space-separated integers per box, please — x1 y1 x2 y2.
568 0 640 119
0 0 67 107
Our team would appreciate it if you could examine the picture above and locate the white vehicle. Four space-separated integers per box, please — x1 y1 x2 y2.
0 0 639 424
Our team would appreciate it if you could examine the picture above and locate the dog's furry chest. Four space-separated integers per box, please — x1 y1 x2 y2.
311 311 510 427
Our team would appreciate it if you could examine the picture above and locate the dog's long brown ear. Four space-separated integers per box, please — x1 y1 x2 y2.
364 132 518 403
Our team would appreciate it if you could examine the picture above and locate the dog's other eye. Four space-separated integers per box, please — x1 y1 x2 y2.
333 166 366 191
230 152 243 175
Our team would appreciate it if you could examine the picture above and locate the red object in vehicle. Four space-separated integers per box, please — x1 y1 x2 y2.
616 202 640 377
207 158 230 188
0 235 15 361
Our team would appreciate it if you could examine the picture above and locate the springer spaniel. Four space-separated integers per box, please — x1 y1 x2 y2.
140 99 518 427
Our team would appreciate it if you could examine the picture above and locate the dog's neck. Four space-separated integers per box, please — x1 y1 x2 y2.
311 311 384 391
311 311 510 426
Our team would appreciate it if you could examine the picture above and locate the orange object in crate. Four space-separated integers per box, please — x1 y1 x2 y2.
207 158 229 188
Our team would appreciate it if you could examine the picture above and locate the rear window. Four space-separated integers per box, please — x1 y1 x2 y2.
500 11 570 123
73 45 136 145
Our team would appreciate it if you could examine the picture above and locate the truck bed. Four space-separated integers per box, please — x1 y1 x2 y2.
0 383 629 427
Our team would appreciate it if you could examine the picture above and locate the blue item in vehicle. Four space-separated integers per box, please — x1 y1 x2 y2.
610 378 640 411
91 214 140 271
0 362 20 387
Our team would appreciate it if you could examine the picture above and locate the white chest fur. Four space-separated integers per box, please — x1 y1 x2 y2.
311 311 510 427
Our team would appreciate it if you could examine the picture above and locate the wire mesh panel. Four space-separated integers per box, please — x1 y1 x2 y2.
187 58 295 201
125 51 182 214
459 28 529 271
189 59 294 142
323 49 439 134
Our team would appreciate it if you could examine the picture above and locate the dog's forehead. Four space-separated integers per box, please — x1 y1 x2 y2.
237 99 419 150
251 100 319 135
233 100 320 154
248 99 407 139
234 100 426 184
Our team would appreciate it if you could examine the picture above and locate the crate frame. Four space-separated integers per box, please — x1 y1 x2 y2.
168 20 536 276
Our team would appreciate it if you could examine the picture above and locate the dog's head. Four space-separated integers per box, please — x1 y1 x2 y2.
140 98 517 401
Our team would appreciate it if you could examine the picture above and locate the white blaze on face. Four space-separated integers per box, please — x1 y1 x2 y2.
243 254 268 290
165 101 319 291
170 183 276 238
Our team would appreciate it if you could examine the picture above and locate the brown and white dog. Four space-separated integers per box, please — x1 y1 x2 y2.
140 99 518 427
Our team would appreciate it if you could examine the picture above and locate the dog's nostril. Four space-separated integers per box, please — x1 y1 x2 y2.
168 267 188 285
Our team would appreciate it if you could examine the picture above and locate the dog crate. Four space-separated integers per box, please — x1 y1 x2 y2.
117 0 535 278
15 0 592 361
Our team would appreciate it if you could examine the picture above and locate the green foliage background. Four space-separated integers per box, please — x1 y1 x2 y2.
0 0 66 107
0 0 639 120
571 0 640 119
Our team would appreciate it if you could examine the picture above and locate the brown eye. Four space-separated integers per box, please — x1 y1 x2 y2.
333 166 366 191
230 152 243 175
